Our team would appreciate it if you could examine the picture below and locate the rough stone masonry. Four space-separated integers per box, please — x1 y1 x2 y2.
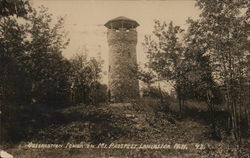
104 16 140 102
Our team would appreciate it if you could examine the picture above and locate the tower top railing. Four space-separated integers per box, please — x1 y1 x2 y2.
104 16 139 29
108 28 136 32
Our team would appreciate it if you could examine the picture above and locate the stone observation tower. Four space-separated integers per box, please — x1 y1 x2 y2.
104 16 140 102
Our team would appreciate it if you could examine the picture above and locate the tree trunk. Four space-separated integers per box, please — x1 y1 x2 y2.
175 85 182 114
158 79 164 105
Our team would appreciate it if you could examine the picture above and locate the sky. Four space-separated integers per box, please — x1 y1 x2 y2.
31 0 200 85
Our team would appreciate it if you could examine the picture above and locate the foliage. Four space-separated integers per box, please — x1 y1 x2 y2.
142 0 249 143
143 21 190 112
69 51 105 105
0 4 106 144
141 86 168 99
0 0 31 18
137 68 156 85
25 6 71 105
0 16 29 102
143 21 185 83
183 18 223 106
193 0 250 141
0 6 71 105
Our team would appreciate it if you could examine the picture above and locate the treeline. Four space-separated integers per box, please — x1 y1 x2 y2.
141 0 249 143
0 3 107 107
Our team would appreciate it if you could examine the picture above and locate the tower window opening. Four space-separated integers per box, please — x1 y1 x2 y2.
109 65 111 72
128 52 131 57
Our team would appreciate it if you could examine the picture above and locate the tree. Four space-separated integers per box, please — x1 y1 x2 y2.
143 20 187 113
0 6 71 105
23 6 70 105
194 0 250 142
0 16 29 103
69 49 103 105
0 4 71 142
184 18 223 138
0 0 31 18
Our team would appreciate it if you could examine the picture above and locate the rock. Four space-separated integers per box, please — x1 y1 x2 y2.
125 114 135 118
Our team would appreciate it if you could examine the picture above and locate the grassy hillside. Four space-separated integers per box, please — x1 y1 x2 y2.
1 98 249 158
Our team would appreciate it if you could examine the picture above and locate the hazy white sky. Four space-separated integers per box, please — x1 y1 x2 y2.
31 0 200 84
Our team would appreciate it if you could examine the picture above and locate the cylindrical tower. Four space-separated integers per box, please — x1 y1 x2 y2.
104 16 140 102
